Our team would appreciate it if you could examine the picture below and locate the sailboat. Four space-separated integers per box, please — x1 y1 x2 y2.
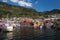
3 14 14 32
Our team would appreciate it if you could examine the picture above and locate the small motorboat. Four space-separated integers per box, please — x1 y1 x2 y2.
33 20 40 28
3 22 14 32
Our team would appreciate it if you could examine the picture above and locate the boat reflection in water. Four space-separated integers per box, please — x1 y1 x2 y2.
2 32 13 40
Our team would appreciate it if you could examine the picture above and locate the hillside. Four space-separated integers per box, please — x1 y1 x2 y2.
0 2 39 18
0 2 60 18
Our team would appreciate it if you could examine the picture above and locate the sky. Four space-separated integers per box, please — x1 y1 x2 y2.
0 0 60 12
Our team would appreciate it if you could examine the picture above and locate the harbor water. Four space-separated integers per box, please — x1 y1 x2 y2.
0 26 60 40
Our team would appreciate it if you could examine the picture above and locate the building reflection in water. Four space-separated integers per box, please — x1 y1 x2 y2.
19 27 44 40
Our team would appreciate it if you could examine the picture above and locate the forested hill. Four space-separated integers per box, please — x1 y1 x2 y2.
0 2 38 17
0 2 60 18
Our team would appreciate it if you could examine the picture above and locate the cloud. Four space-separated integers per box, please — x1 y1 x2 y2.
10 0 32 7
2 0 7 2
10 0 19 2
18 1 32 7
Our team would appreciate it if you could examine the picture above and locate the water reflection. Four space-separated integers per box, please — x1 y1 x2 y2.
3 32 13 40
13 26 56 40
0 26 60 40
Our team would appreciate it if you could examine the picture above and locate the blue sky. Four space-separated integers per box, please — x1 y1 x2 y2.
0 0 60 12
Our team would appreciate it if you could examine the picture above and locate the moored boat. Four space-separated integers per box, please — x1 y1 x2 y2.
3 21 14 32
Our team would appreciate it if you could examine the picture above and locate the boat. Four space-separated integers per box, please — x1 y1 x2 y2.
3 21 14 32
33 20 40 28
2 18 15 32
2 14 15 32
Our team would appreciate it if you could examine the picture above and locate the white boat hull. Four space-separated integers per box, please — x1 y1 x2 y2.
6 26 13 31
3 26 13 32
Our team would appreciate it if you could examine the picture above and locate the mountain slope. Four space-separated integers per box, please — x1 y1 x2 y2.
0 2 38 17
0 2 60 18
